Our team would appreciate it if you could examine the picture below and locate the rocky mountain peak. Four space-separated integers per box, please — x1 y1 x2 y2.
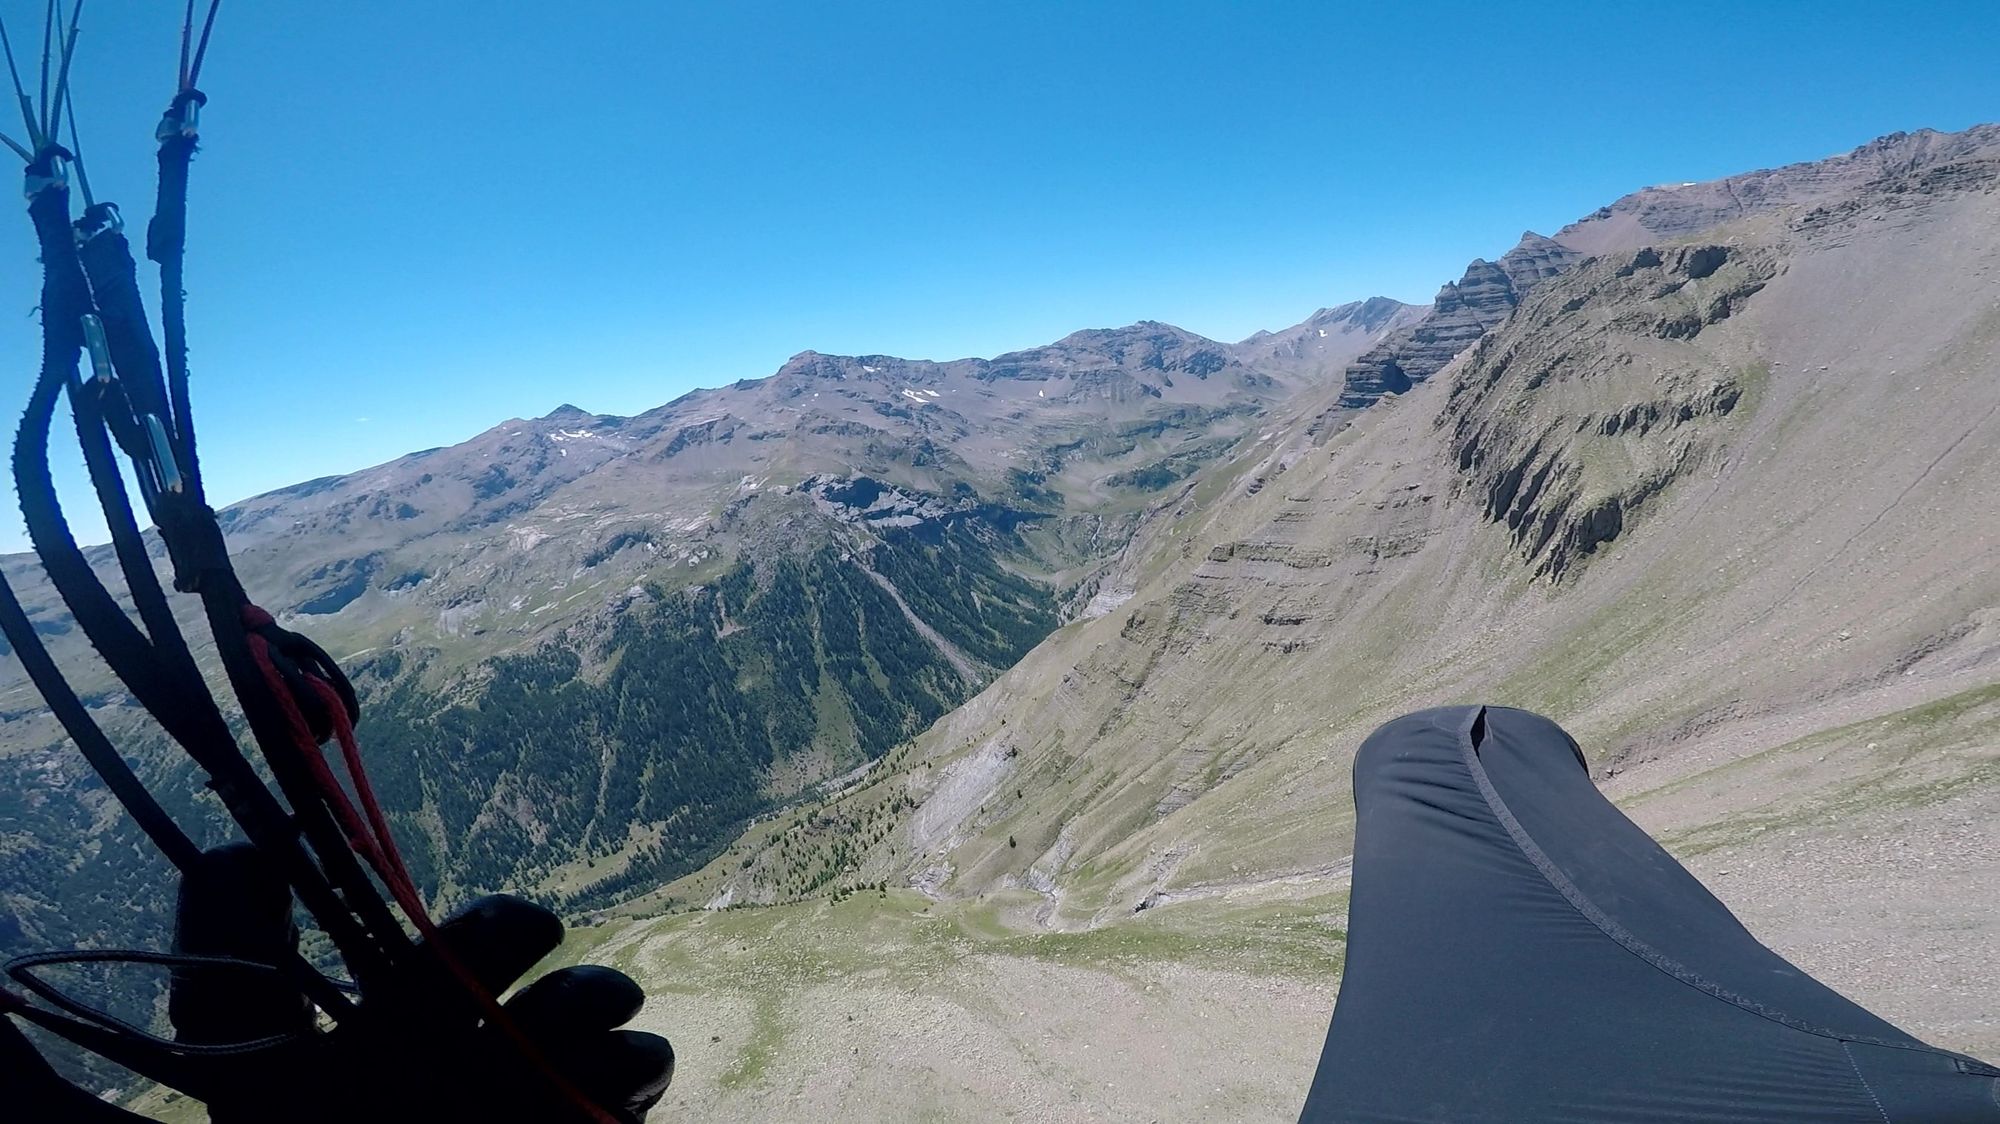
1839 123 2000 172
1495 231 1583 293
1336 235 1581 410
1043 320 1204 354
1340 295 1417 331
1000 323 1237 386
774 349 856 382
1297 296 1418 335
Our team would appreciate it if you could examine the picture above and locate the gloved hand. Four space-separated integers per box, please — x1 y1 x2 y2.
169 841 675 1124
4 842 674 1121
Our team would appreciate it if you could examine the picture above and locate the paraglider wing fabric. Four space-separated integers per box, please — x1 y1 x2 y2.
1298 705 2000 1124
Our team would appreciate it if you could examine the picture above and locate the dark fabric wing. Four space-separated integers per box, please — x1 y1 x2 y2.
1298 705 2000 1123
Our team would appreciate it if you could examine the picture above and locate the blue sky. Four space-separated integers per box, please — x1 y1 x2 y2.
3 0 1998 550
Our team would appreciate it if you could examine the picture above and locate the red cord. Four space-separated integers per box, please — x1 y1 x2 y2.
308 678 415 898
244 613 619 1124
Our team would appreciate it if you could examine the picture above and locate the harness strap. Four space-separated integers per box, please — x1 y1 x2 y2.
11 171 397 984
5 15 630 1118
77 207 175 449
149 89 204 495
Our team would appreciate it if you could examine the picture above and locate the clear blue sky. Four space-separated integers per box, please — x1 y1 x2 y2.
3 0 1997 550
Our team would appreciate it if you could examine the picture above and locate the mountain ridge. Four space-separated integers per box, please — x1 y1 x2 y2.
0 300 1420 952
1554 123 2000 254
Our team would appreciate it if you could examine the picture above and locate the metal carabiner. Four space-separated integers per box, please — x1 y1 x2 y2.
22 153 68 200
155 105 197 143
157 94 203 143
75 202 124 244
80 314 113 383
143 414 185 494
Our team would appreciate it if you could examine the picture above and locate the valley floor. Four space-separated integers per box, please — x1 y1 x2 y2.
126 680 1996 1123
594 682 1999 1123
567 887 1346 1123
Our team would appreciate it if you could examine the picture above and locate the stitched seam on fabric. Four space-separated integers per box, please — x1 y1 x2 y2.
1453 706 1938 1058
1842 1042 1894 1124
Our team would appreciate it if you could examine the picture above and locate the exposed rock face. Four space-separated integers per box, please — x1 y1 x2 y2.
1555 124 2000 254
1442 243 1778 579
1337 232 1584 409
1494 231 1581 292
799 474 957 529
1334 295 1415 334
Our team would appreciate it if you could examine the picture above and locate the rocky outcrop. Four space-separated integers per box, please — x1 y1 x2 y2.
1494 231 1580 293
1337 232 1584 408
1443 243 1778 579
799 474 958 529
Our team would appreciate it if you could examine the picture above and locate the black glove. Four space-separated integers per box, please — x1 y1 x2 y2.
4 842 674 1120
169 842 675 1123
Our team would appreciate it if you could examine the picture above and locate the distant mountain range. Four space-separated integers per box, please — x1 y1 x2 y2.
0 285 1427 954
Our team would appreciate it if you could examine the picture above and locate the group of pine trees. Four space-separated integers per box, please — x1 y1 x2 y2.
355 517 1057 915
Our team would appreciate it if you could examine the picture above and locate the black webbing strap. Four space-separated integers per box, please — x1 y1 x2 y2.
148 91 204 500
13 168 402 987
133 87 418 978
76 205 174 457
0 9 445 1105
